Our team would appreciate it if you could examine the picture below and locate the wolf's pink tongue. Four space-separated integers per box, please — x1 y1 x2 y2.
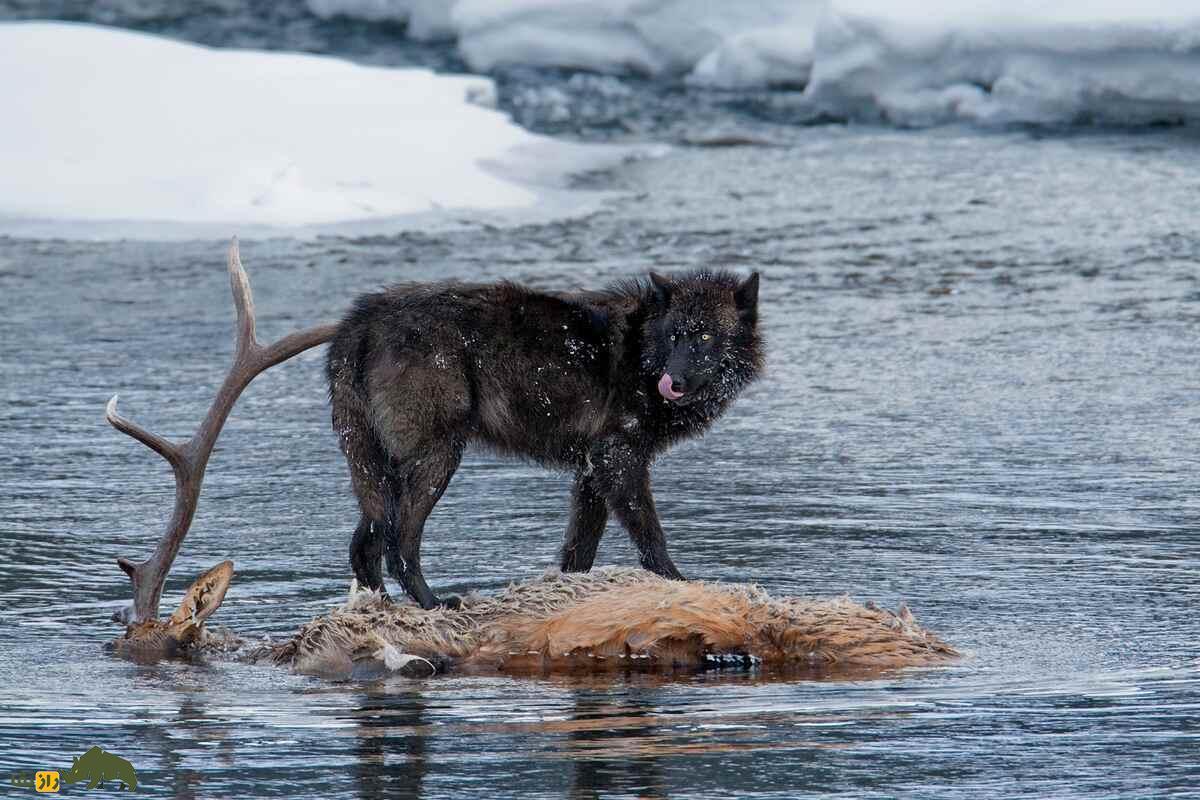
658 373 684 400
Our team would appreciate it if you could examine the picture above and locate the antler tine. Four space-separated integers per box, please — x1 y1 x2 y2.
226 238 339 368
260 323 341 366
227 237 260 359
111 238 337 624
105 394 187 474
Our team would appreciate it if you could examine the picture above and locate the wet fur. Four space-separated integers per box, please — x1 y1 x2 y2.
258 568 958 678
112 560 235 660
327 271 763 609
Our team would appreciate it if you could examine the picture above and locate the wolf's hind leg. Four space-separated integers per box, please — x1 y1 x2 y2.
332 385 397 597
350 514 387 595
381 443 464 610
560 472 607 572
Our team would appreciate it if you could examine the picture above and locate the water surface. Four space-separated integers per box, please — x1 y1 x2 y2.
2 126 1197 798
0 3 1198 796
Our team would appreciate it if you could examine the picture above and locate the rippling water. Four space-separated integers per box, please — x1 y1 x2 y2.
2 4 1200 797
2 127 1197 798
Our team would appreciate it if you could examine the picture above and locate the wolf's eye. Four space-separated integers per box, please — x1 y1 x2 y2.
669 335 676 341
700 333 712 341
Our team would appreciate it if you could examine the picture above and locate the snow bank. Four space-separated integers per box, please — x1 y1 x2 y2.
308 0 823 83
310 0 1200 127
687 19 820 90
807 0 1200 126
0 22 630 236
453 0 820 80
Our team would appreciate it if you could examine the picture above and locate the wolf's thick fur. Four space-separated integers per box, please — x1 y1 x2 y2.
327 270 762 609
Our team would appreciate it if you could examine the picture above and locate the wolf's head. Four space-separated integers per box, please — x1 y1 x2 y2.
642 270 762 406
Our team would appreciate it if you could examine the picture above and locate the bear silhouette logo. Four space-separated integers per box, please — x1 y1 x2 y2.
61 746 137 791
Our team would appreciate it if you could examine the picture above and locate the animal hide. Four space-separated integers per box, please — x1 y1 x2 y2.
257 568 957 679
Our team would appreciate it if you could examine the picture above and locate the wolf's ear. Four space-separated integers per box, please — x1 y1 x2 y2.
735 272 760 312
649 272 672 306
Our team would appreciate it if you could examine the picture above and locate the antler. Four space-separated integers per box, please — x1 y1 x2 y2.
108 238 338 623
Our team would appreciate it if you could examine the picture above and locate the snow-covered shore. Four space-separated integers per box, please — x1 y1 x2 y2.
808 1 1200 127
311 0 1200 126
0 22 633 236
309 0 824 86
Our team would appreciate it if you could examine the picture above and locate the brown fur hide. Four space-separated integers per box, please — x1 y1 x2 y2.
113 561 236 660
258 568 958 679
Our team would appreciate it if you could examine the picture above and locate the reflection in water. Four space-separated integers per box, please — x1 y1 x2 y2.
131 690 222 800
164 698 206 800
1 123 1199 798
353 689 428 800
567 690 664 800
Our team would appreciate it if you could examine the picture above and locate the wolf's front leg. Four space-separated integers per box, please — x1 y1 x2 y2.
591 441 684 580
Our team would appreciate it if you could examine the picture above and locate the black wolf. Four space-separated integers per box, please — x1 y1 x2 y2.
327 270 762 609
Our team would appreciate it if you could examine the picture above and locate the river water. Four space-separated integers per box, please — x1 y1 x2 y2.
2 4 1199 799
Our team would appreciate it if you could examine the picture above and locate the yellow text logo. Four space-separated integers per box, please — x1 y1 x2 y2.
35 771 60 793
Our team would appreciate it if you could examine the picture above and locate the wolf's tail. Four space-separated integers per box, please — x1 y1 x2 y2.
327 293 399 520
